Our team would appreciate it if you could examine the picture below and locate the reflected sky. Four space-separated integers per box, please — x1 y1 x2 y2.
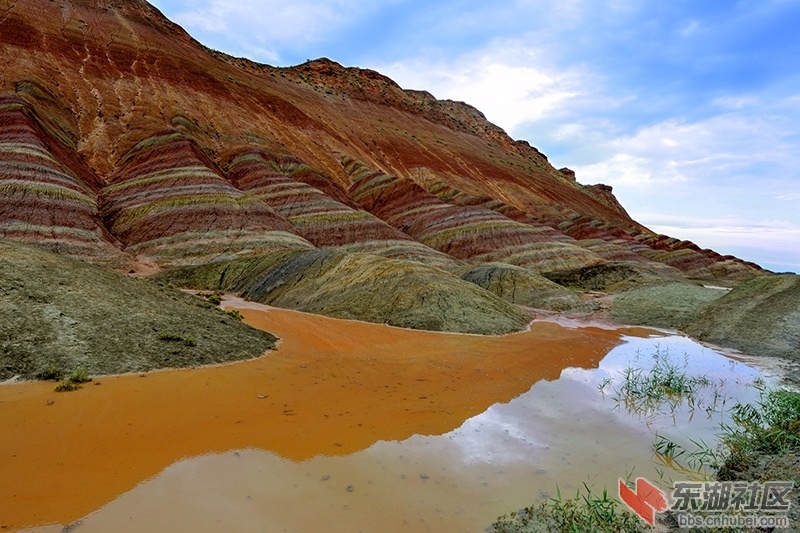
29 334 783 533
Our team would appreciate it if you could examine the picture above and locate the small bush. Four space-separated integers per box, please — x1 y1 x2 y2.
36 365 63 381
69 367 91 384
226 309 244 321
653 386 800 474
54 379 81 392
52 367 92 392
724 387 800 468
207 294 222 306
158 331 196 347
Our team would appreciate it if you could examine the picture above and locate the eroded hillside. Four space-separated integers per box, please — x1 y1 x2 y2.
0 0 767 343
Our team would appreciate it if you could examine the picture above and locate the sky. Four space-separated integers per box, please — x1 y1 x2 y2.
149 0 800 273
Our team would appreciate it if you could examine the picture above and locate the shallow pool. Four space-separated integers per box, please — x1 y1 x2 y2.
6 306 784 532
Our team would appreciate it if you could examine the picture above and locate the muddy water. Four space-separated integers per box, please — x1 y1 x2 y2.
0 301 650 530
0 302 771 532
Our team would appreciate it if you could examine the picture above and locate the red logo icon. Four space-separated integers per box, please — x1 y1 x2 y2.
619 477 669 526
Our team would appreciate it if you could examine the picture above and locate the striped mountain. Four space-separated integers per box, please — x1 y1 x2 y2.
0 0 773 338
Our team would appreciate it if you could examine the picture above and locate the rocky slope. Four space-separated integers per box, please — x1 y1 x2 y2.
0 0 776 354
685 275 800 360
0 241 276 381
160 249 532 335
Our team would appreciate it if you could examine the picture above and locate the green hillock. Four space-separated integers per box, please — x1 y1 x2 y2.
458 262 593 312
685 274 800 360
0 240 276 381
160 249 532 335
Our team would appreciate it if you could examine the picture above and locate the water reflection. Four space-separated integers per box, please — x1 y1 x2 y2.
32 334 779 533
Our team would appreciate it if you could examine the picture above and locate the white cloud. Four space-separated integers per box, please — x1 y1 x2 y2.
571 114 796 188
678 19 701 36
170 0 397 61
376 40 593 134
712 95 759 109
573 153 687 186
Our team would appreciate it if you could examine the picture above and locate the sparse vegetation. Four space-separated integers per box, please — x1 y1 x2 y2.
226 309 244 320
53 367 91 392
54 379 82 392
650 385 800 530
204 292 222 305
599 346 716 415
69 367 91 383
158 331 197 347
654 385 800 474
488 484 646 533
36 365 63 381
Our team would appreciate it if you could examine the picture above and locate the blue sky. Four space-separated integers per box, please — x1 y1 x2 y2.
150 0 800 273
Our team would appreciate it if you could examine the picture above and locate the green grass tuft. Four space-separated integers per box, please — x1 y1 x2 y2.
69 367 91 384
54 379 82 392
226 309 244 320
600 346 714 416
488 484 646 533
36 365 63 381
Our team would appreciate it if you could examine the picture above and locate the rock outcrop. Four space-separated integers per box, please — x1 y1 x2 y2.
0 97 121 260
100 131 314 266
459 263 590 312
226 150 456 267
345 158 606 272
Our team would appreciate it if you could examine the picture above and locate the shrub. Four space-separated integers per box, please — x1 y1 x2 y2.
722 387 800 469
55 379 82 392
158 331 196 347
158 332 184 342
36 365 63 381
653 385 800 474
226 309 244 321
69 367 91 383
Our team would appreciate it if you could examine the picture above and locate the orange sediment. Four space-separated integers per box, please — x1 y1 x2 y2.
0 304 655 530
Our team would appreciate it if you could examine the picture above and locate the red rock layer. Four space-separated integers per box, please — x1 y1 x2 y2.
551 213 761 279
422 180 577 242
635 233 761 280
227 150 457 267
0 97 121 259
345 158 605 272
100 131 314 266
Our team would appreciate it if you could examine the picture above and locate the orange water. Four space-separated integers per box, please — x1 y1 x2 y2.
0 302 657 530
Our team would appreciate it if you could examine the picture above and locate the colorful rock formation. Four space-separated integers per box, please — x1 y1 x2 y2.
227 150 456 267
0 97 120 260
345 158 606 272
0 0 770 335
100 132 314 266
